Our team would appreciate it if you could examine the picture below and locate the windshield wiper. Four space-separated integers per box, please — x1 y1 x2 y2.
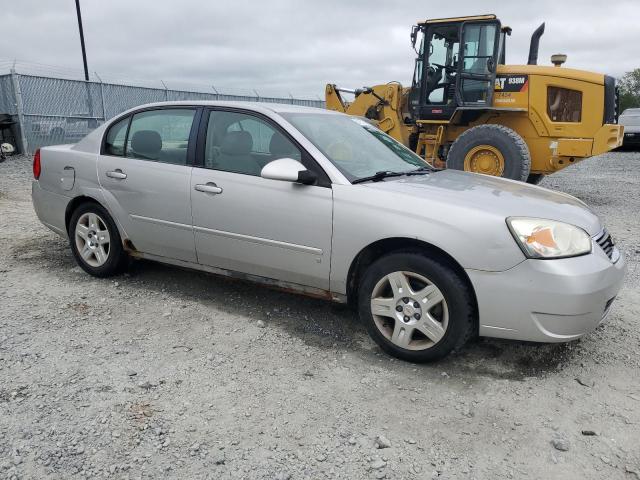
352 170 406 184
404 166 433 176
352 167 432 184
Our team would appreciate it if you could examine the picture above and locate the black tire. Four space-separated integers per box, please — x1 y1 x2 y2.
68 202 128 277
447 124 531 181
526 173 545 185
357 252 475 362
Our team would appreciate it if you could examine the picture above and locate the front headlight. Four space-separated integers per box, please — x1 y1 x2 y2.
507 217 592 259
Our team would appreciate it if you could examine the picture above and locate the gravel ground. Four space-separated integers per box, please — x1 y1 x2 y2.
0 152 639 480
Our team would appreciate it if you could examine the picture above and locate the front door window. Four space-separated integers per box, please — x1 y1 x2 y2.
203 110 301 175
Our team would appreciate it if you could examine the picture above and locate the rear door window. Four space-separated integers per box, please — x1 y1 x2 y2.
125 109 196 165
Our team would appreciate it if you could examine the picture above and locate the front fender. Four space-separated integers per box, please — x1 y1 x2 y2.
329 184 524 294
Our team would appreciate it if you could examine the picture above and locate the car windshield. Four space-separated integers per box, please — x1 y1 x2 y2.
281 113 431 181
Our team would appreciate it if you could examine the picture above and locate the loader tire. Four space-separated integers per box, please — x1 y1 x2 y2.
446 125 531 182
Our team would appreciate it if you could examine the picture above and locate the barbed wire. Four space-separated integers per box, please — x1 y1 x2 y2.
0 58 323 101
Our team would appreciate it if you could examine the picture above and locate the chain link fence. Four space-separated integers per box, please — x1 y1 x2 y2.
0 66 325 154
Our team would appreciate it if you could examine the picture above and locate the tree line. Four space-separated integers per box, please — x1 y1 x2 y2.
620 69 640 112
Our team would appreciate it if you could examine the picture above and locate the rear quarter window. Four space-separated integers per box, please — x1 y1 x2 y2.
104 117 129 156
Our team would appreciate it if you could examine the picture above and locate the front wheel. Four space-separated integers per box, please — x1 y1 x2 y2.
358 252 475 362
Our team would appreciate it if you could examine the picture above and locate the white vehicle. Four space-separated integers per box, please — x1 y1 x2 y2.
31 117 94 141
619 108 640 148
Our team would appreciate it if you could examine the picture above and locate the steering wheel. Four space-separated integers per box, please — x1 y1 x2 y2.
326 140 353 162
431 63 456 73
326 139 370 173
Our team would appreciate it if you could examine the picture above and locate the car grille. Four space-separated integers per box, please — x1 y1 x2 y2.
594 228 615 260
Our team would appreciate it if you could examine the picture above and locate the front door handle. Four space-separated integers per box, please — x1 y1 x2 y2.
106 169 127 179
195 182 223 194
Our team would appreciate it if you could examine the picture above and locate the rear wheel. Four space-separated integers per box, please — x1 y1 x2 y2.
447 124 531 181
68 203 127 277
358 252 475 362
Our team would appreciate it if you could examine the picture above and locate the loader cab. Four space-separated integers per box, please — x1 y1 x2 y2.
410 15 502 121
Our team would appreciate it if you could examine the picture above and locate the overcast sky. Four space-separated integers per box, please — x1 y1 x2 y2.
2 0 639 97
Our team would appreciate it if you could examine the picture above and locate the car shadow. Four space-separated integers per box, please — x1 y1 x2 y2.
14 234 582 382
121 259 587 381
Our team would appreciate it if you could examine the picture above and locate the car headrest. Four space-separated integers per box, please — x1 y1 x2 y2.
131 130 162 156
220 131 253 155
269 132 295 157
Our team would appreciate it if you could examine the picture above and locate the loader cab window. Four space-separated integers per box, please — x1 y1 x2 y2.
462 24 496 73
414 19 500 119
458 23 499 104
424 25 459 105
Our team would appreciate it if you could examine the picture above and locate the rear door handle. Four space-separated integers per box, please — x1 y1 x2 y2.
106 169 127 179
195 183 223 194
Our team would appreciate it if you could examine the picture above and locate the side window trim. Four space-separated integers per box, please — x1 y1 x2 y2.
122 115 132 157
187 107 203 167
195 107 331 187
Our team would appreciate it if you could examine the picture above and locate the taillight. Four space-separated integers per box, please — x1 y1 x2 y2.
33 149 41 179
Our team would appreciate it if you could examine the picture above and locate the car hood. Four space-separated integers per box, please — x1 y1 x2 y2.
361 170 601 235
620 121 640 133
619 114 640 130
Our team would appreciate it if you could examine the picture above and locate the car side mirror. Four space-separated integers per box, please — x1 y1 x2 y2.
260 158 317 185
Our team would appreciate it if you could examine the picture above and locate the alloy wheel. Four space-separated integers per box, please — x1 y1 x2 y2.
370 270 449 350
74 212 111 267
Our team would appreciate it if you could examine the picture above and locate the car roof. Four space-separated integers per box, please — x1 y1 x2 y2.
621 108 640 115
118 100 338 116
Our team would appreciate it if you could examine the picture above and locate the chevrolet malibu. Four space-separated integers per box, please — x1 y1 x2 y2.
32 101 626 362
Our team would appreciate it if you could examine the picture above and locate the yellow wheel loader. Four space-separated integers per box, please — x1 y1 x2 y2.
325 15 624 183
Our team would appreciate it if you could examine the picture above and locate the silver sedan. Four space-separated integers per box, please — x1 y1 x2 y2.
32 101 626 362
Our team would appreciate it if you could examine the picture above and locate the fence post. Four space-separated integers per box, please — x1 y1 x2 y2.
212 85 219 101
160 80 168 101
95 71 107 122
9 68 29 154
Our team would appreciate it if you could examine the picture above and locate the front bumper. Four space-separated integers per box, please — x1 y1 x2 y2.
466 245 626 343
622 131 640 146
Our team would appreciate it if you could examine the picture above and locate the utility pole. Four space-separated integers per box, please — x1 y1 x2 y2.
75 0 89 81
75 0 95 127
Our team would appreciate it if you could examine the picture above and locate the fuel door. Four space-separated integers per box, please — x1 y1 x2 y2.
60 166 75 191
